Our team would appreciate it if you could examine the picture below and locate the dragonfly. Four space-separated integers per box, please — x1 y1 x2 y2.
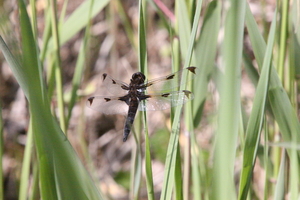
87 66 199 142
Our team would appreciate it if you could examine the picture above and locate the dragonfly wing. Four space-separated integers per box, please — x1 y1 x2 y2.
138 90 194 111
141 67 200 92
87 96 128 115
102 73 129 95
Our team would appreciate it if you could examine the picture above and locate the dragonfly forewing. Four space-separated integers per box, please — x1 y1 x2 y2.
87 96 128 115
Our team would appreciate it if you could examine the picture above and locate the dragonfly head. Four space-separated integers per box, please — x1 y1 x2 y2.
131 72 146 84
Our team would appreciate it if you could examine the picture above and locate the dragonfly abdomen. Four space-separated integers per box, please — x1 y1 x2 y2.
123 100 139 142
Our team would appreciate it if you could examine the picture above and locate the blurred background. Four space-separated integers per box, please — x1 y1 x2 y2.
1 0 297 200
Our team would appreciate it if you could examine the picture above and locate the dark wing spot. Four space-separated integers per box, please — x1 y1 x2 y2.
182 90 192 98
104 98 111 102
112 79 116 84
187 66 197 74
102 73 107 81
161 93 171 97
118 96 130 105
87 97 95 106
166 74 175 80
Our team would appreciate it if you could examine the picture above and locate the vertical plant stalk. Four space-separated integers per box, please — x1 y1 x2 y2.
50 0 66 133
277 0 289 83
18 7 41 198
29 162 40 200
263 120 269 200
289 140 299 199
273 150 286 199
190 1 221 198
0 102 3 200
174 145 183 199
238 9 277 199
160 0 202 199
29 0 38 39
171 36 184 200
19 121 34 200
116 1 137 51
66 0 95 127
40 9 52 63
1 0 105 197
212 0 246 199
183 84 192 199
138 0 155 199
108 0 118 77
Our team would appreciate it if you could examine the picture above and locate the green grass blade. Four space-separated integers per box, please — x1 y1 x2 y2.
44 0 109 54
175 145 183 199
193 0 220 127
243 51 259 87
0 102 3 200
19 121 34 200
160 0 202 199
40 8 52 62
50 0 66 133
159 126 180 200
277 0 289 80
171 37 180 73
66 0 95 126
288 0 299 108
212 0 246 199
16 0 46 103
238 10 277 200
182 0 202 69
138 0 147 75
273 152 286 200
60 0 109 47
245 3 300 151
18 0 42 100
190 137 201 200
58 0 69 26
175 0 191 63
0 37 28 96
190 2 221 198
0 1 104 199
182 114 190 200
171 36 182 199
130 143 142 200
66 41 87 125
29 162 39 200
0 13 39 200
289 143 299 199
291 0 300 80
127 1 148 199
116 1 137 50
144 127 154 199
263 121 270 200
29 0 38 39
138 1 154 199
